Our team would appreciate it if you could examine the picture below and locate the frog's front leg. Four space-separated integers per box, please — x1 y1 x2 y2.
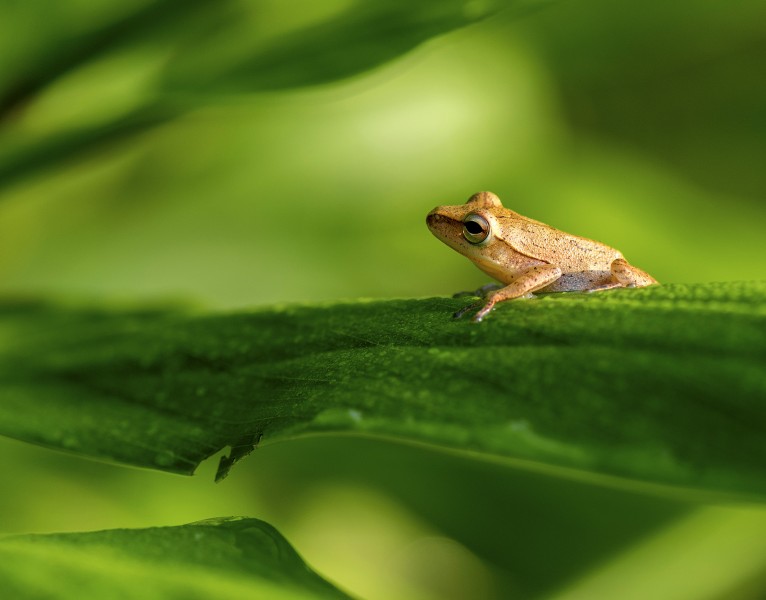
469 264 563 322
452 283 505 319
609 258 657 288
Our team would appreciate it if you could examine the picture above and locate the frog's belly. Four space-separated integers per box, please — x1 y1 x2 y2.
541 271 614 292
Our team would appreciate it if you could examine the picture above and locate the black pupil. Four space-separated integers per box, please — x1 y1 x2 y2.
465 220 484 235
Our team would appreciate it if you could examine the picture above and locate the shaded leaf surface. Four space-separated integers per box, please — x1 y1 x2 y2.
0 517 348 599
0 281 764 496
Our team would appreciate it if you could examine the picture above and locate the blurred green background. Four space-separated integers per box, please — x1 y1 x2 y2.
1 1 765 598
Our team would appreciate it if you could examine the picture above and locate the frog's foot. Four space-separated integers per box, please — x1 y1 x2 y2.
471 298 498 322
452 283 503 299
454 294 538 321
452 283 505 319
610 258 658 288
465 292 538 321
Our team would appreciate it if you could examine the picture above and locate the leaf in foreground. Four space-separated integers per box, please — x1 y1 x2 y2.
0 281 764 496
0 517 348 600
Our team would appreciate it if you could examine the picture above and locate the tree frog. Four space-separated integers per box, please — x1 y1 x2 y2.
426 191 657 321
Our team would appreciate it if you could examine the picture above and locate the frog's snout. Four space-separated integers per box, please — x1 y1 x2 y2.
426 209 454 238
426 208 463 250
426 207 443 227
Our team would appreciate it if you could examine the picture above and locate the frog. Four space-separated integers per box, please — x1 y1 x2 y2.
426 191 658 321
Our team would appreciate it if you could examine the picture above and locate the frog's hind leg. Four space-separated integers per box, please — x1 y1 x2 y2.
586 259 657 293
609 257 658 288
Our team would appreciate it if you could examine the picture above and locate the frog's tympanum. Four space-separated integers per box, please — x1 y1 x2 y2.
427 191 657 321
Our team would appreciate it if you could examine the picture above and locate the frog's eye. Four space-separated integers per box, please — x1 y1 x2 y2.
462 214 490 244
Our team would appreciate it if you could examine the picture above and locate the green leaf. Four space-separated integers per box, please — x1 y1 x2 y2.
159 0 535 95
0 517 348 599
252 435 688 599
0 281 764 497
0 0 539 190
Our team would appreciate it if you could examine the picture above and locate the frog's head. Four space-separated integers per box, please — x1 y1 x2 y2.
427 191 518 282
426 191 504 254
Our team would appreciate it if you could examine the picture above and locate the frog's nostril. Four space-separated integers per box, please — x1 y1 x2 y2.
426 211 442 225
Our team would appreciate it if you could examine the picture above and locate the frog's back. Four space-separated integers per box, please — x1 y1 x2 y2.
498 213 621 272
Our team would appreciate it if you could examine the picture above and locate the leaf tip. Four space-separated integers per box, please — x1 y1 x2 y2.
214 433 261 482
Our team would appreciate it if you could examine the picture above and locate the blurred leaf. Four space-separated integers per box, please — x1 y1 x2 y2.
160 0 539 94
0 281 764 496
248 435 688 599
0 0 541 190
0 105 172 189
0 517 348 599
0 0 211 116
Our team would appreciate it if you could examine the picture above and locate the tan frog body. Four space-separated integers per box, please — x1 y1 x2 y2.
426 191 657 321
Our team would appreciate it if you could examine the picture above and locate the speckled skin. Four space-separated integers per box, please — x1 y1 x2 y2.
426 191 657 321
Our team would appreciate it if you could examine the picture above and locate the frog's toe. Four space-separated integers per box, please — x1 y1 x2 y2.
471 301 496 323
